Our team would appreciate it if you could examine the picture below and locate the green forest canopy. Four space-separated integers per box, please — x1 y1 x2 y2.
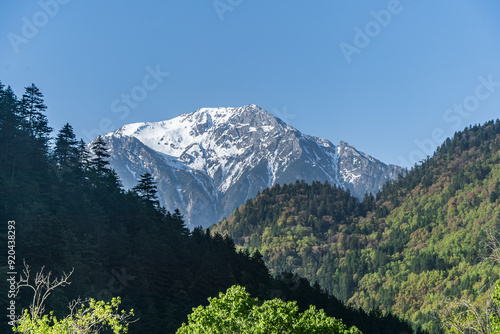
212 119 500 332
0 81 416 333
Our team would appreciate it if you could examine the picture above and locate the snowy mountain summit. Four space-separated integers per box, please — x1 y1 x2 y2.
100 105 401 228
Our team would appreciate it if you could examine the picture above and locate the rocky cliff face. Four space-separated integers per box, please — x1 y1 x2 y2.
97 105 402 228
337 141 402 198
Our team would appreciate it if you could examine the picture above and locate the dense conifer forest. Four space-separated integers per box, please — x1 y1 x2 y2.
212 119 500 332
0 81 419 333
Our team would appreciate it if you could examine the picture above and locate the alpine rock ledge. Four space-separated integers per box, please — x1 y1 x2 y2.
98 105 402 228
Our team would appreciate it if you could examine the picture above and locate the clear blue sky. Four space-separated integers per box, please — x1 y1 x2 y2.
1 1 500 167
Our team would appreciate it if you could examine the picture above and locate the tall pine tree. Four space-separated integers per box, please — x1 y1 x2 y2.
77 139 91 171
21 83 52 147
54 123 79 172
89 135 111 174
0 83 25 176
89 135 121 190
133 172 159 205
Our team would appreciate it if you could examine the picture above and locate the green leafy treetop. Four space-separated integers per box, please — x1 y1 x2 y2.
12 262 134 334
13 297 134 334
491 282 500 333
439 280 500 334
176 285 362 334
440 230 500 333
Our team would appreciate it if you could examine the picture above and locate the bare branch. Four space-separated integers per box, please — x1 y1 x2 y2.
484 229 500 263
440 296 493 334
16 260 74 319
15 264 135 333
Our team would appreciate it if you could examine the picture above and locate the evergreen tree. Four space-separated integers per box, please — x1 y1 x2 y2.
88 135 122 191
133 172 159 204
90 136 110 172
89 135 114 183
20 83 52 145
0 82 21 133
54 123 79 172
0 80 424 334
0 84 24 174
77 139 91 171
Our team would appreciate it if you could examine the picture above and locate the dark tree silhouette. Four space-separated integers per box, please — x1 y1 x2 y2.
21 83 52 144
89 135 111 173
133 172 159 203
54 123 79 171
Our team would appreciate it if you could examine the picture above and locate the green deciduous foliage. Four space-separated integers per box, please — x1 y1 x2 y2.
177 285 362 334
2 81 406 333
440 297 493 333
12 262 134 334
13 297 134 334
440 230 500 334
491 283 500 333
212 120 500 332
439 281 500 334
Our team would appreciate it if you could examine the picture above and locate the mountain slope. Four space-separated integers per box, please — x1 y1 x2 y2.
99 105 401 227
0 81 418 334
211 119 500 332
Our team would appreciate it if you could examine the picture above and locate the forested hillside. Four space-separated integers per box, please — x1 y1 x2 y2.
212 119 500 332
0 81 418 333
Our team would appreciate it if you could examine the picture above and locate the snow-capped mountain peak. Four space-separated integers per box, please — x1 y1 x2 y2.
97 105 401 227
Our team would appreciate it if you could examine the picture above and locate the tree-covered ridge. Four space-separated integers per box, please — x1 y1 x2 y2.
0 81 415 333
213 181 368 276
212 119 500 332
